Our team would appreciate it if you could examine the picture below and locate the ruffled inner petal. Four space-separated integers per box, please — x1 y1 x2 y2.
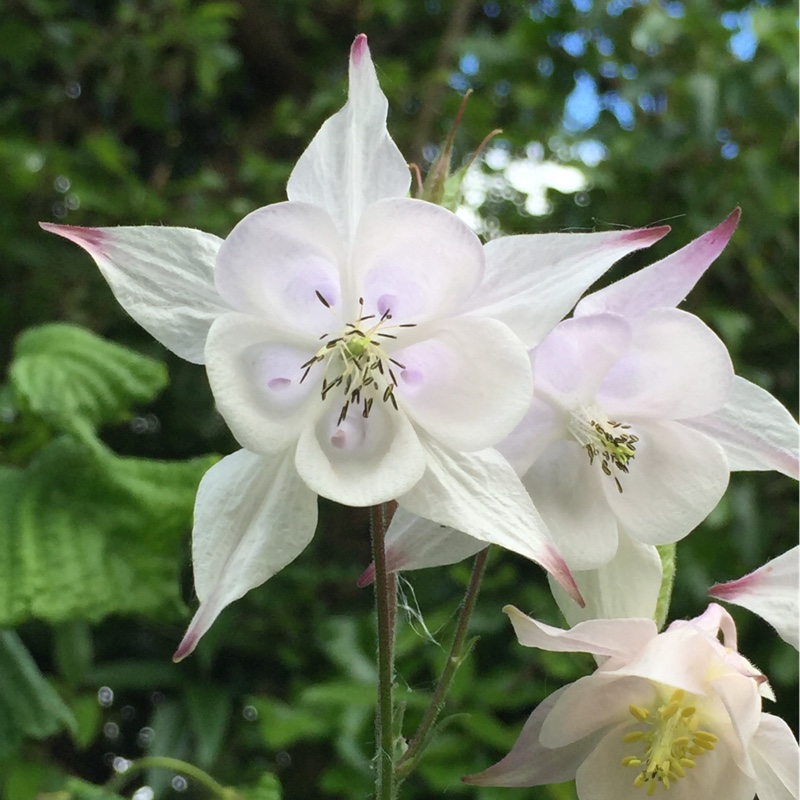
533 313 632 407
395 316 532 452
205 313 321 454
215 202 346 334
351 198 484 324
294 400 427 507
598 308 734 420
603 420 729 546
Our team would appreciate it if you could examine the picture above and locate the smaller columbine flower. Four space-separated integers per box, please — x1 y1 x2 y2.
709 546 799 650
369 212 799 627
464 604 799 800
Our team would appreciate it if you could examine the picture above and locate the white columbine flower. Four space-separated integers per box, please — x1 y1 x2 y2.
465 603 799 800
709 546 799 650
371 212 799 626
41 35 670 659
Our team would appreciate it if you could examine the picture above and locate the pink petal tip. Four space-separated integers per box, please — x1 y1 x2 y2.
546 547 585 608
356 564 375 588
351 33 368 66
39 221 105 252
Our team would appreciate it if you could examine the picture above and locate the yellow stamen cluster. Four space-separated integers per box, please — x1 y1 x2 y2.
621 688 717 795
300 294 414 425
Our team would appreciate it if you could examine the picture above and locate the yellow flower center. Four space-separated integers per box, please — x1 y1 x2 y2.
300 294 414 424
621 688 717 795
568 405 638 493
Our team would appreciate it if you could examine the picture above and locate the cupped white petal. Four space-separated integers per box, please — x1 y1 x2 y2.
214 202 345 333
350 197 484 323
398 436 583 603
609 624 720 695
548 532 663 631
173 448 317 661
466 225 670 348
709 546 800 650
603 421 729 546
522 441 619 570
356 507 485 586
497 391 565 477
598 308 734 420
505 607 657 663
395 316 532 452
685 376 800 479
463 687 601 787
294 400 426 506
540 674 656 747
575 714 754 800
532 313 632 406
287 34 410 247
40 223 227 364
711 672 762 776
576 209 741 318
750 713 800 800
205 313 320 454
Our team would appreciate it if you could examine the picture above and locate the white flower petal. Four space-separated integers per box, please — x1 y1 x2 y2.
711 672 761 776
685 376 800 480
533 313 632 406
522 440 619 570
395 317 532 452
604 421 729 546
505 606 657 663
750 713 800 800
575 713 754 800
576 209 741 318
205 313 320 454
173 448 317 661
398 437 583 603
465 225 670 347
40 223 227 364
351 198 484 323
286 34 410 247
709 546 800 650
356 507 485 586
497 391 565 476
294 400 426 506
541 675 656 748
548 532 663 629
598 308 734 420
463 687 601 787
214 202 345 333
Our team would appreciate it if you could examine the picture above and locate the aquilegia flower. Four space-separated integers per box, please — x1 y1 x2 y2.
372 211 799 625
709 546 799 650
465 603 799 800
42 35 670 658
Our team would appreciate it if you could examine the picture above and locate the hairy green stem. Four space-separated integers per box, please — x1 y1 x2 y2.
370 502 397 800
396 547 489 781
104 756 229 799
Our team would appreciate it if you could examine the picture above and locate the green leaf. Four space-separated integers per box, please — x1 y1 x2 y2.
10 323 168 437
234 773 282 800
184 683 232 767
0 437 215 626
61 777 125 800
0 630 76 758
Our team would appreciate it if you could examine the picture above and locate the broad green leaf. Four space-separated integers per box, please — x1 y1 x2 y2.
60 777 125 800
184 683 232 767
10 323 167 437
0 630 76 758
0 437 215 626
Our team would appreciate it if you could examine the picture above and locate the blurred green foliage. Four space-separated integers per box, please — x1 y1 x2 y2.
0 0 796 799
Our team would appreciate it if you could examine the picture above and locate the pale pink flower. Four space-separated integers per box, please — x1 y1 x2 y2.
465 604 799 800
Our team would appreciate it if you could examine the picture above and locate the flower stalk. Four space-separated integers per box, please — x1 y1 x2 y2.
396 547 489 783
370 502 398 800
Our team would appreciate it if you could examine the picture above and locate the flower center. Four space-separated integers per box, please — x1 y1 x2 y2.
567 405 638 493
300 293 414 425
621 688 718 795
